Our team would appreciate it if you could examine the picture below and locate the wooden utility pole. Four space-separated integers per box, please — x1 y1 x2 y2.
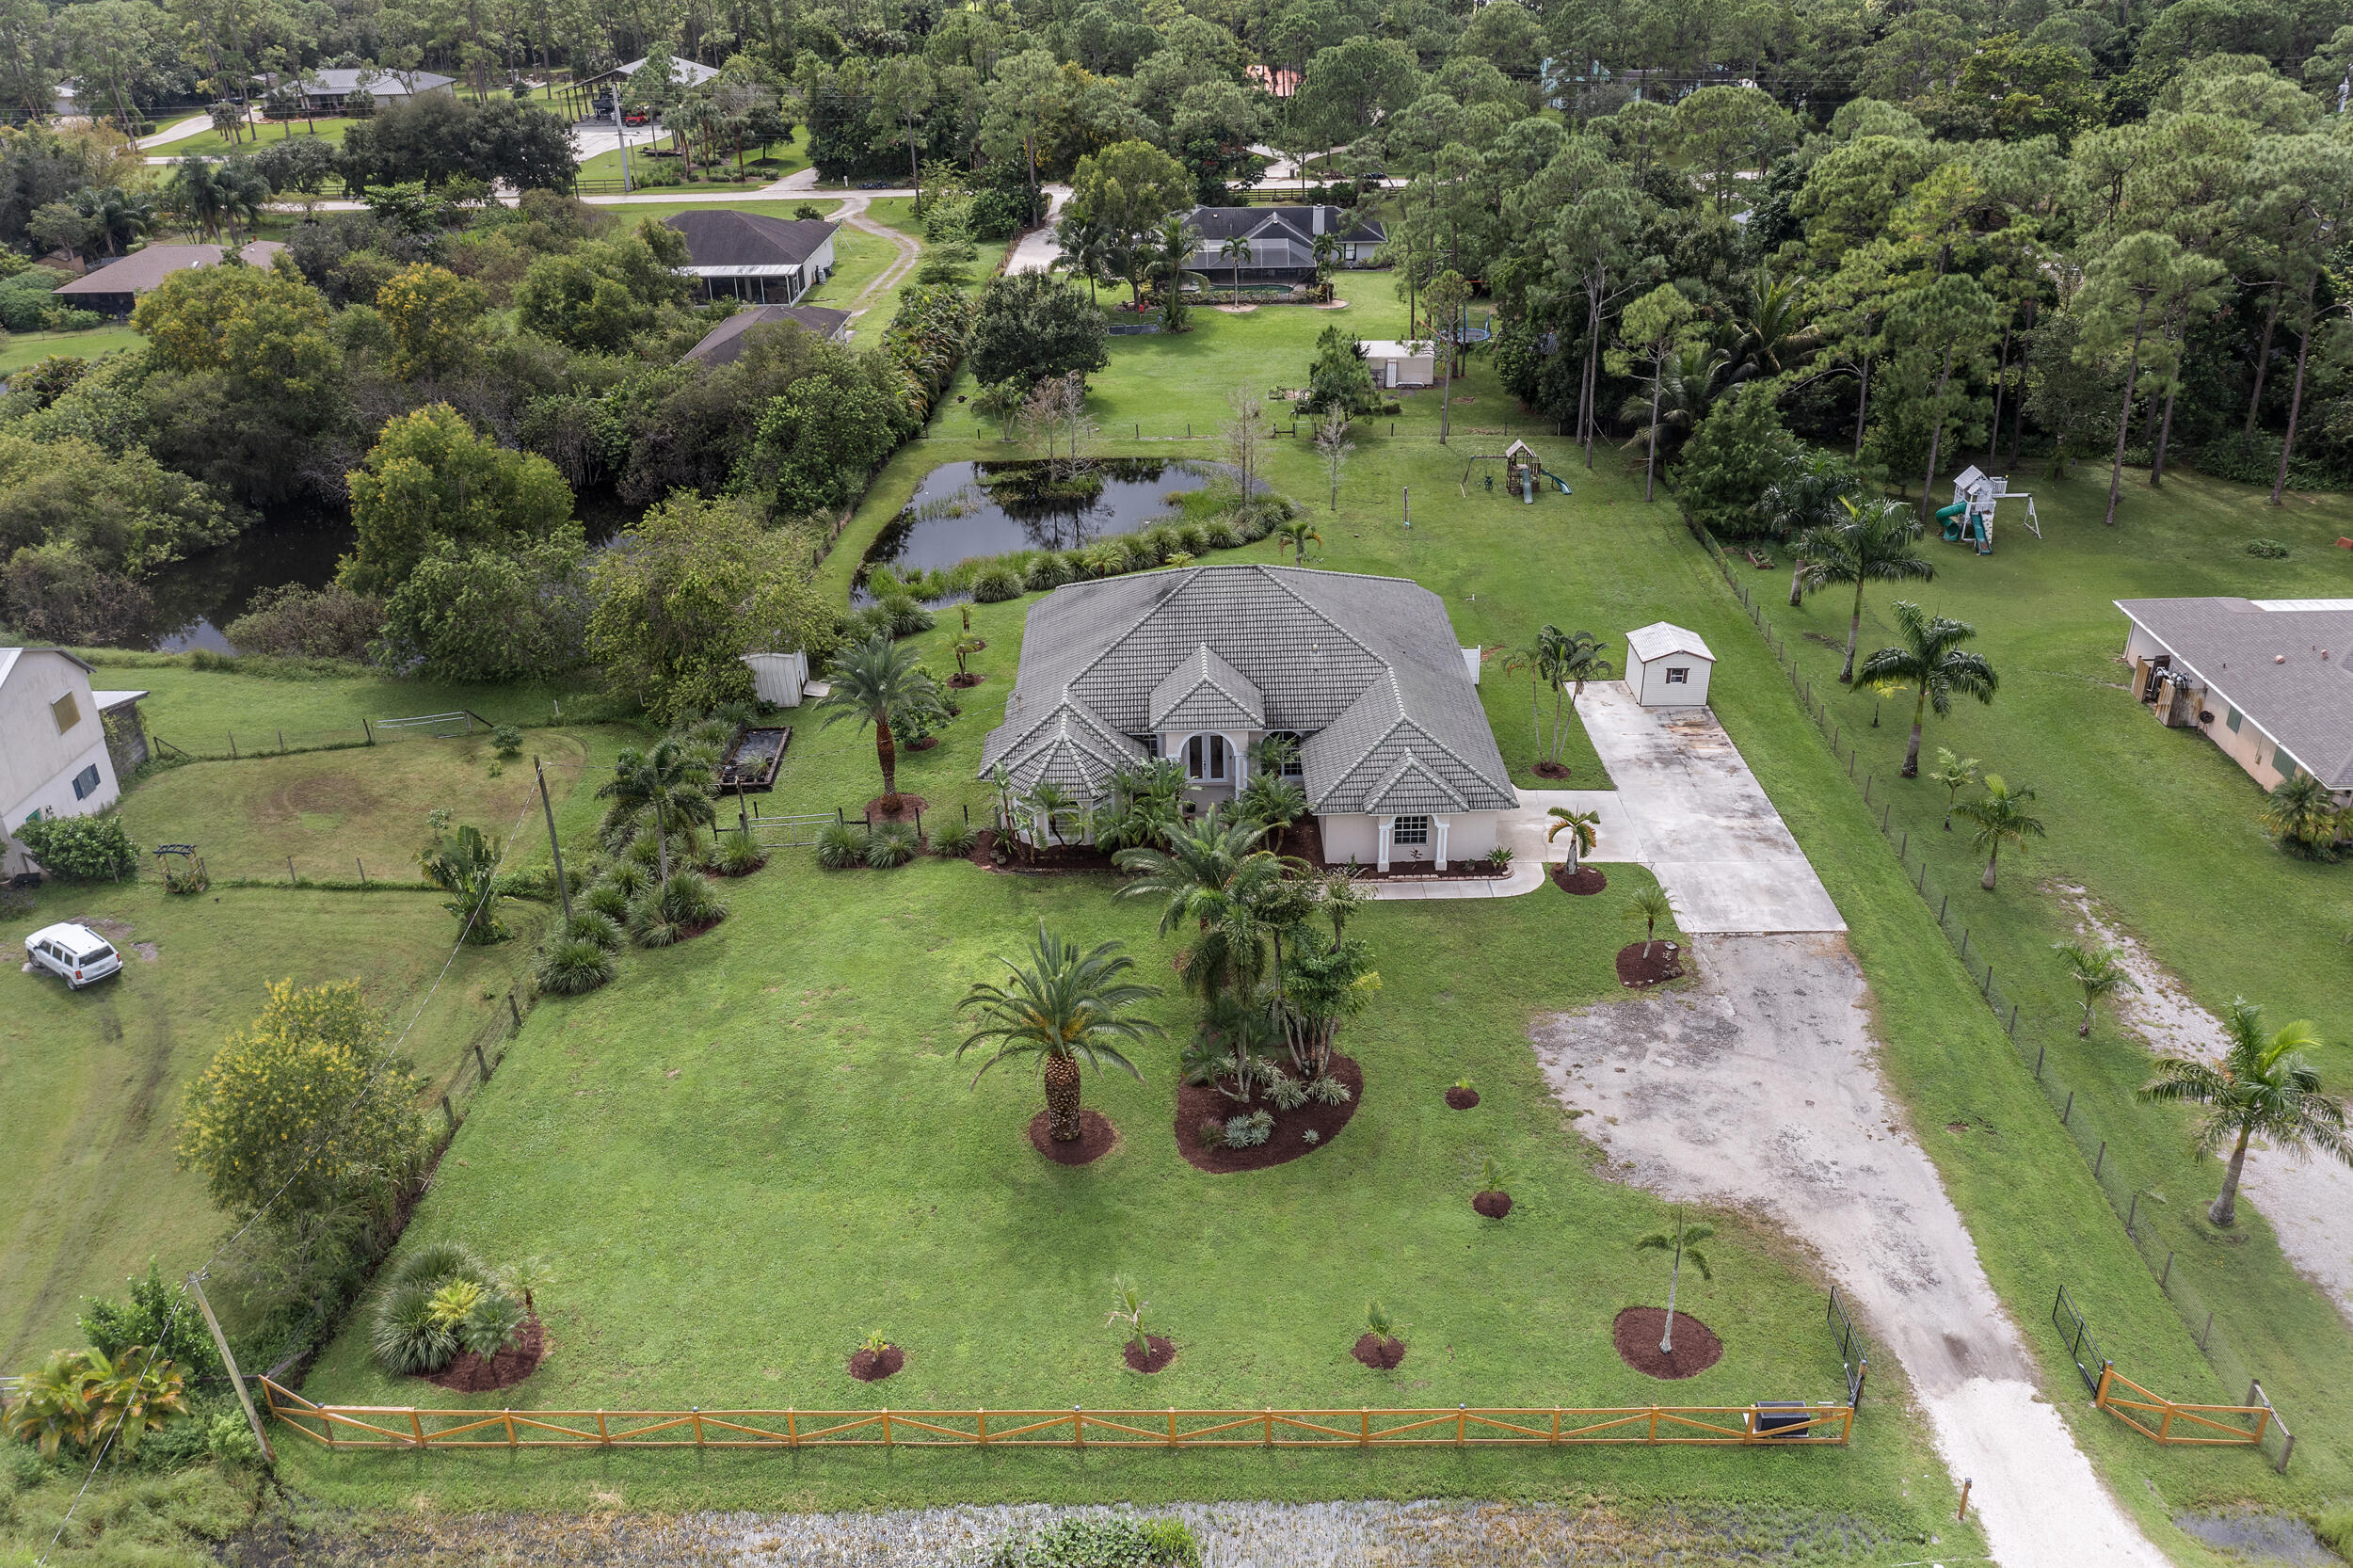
186 1272 274 1464
536 757 570 922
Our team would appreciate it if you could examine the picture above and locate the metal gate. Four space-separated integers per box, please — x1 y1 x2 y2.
744 812 837 849
2053 1284 2106 1394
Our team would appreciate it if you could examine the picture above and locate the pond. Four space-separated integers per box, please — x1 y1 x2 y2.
859 459 1227 580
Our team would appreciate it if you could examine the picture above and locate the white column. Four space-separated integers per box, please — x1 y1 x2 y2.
1433 818 1449 870
1376 817 1393 872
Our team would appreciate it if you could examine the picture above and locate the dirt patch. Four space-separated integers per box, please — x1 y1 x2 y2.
421 1317 545 1393
134 941 159 962
861 793 929 821
1352 1334 1406 1369
1122 1335 1176 1374
948 673 984 688
1615 940 1683 986
1472 1191 1513 1219
1028 1108 1117 1165
847 1345 904 1382
1612 1307 1720 1379
1553 865 1609 896
1532 760 1572 779
1445 1086 1481 1110
973 827 1119 875
1176 1052 1363 1173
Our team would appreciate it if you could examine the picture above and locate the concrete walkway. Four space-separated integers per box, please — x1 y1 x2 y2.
137 111 231 150
1003 185 1073 274
1533 935 2169 1568
1575 683 1846 935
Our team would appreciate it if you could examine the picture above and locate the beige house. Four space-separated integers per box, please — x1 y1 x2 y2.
980 565 1514 871
2 648 147 876
2115 598 2353 803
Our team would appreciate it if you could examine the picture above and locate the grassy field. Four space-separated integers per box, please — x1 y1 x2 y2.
576 123 810 187
0 324 141 376
150 116 360 159
583 195 840 226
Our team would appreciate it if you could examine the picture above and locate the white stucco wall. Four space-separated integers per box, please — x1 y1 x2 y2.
2 650 120 875
1318 810 1498 871
1629 652 1712 707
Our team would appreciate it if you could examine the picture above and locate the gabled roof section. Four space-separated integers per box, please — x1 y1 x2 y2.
1149 643 1264 730
664 210 838 271
1302 677 1513 814
1365 750 1468 814
0 647 96 690
1627 621 1714 663
977 693 1143 801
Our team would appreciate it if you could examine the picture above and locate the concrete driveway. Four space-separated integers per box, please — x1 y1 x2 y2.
1574 683 1845 935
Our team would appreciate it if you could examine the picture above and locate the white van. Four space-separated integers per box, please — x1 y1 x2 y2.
24 922 123 989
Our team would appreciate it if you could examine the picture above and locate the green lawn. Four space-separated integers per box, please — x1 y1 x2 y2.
155 116 359 160
0 325 140 376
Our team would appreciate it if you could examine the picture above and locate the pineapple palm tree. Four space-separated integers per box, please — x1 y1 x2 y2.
2138 999 2349 1227
1622 885 1674 957
1953 775 2044 890
1546 807 1600 873
1633 1213 1714 1353
957 922 1163 1142
2052 941 2138 1037
1113 809 1284 998
2259 773 2343 858
816 632 941 814
1855 600 1998 776
1794 498 1937 682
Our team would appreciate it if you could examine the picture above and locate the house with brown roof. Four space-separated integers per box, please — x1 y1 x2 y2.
53 241 286 317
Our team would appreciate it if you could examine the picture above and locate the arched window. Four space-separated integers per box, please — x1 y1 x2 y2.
1185 733 1228 782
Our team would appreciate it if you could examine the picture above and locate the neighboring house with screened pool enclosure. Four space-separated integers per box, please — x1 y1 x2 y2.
979 565 1513 870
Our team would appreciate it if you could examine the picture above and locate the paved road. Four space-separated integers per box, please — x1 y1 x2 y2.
1574 683 1847 934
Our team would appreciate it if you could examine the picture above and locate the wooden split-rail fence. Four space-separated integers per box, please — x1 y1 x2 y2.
260 1380 1854 1451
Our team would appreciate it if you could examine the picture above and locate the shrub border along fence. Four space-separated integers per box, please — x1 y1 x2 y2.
1692 525 2294 1470
257 1383 1855 1450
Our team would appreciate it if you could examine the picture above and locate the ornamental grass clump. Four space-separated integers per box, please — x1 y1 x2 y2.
369 1241 527 1376
535 937 616 995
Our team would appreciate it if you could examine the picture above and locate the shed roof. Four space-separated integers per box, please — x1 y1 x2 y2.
1626 621 1715 664
2117 597 2353 788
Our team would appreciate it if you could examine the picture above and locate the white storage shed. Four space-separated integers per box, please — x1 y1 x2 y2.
1625 622 1714 707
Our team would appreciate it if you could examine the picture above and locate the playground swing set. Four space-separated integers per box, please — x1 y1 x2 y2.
1460 440 1574 504
1935 465 2041 554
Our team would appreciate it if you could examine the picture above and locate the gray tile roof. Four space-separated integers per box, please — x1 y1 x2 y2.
1149 643 1263 729
680 303 850 364
2116 597 2353 788
664 210 837 271
981 565 1513 813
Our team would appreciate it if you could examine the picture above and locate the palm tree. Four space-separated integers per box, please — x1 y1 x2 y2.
2259 773 2343 858
1618 339 1730 470
1507 627 1570 764
1633 1213 1714 1353
1218 231 1253 307
596 738 712 883
1622 885 1673 958
1275 517 1321 563
1051 215 1115 306
1928 746 1979 830
2139 999 2349 1227
1113 810 1284 999
1856 600 1998 777
1151 216 1202 325
1727 266 1819 385
1549 629 1614 769
816 632 942 814
1953 774 2044 890
1759 452 1859 608
1546 807 1600 873
1794 498 1938 683
1027 780 1077 848
2052 942 2138 1037
957 922 1163 1143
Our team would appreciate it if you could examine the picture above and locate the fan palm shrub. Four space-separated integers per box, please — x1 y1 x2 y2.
371 1242 525 1375
2259 773 2343 858
1794 498 1937 682
2139 1000 2350 1226
956 922 1163 1142
596 739 715 883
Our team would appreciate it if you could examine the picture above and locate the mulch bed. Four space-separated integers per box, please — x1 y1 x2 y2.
1616 940 1684 987
862 793 930 822
1612 1307 1721 1380
848 1345 904 1382
949 672 984 688
1028 1108 1118 1165
1123 1336 1176 1374
1532 760 1573 778
908 737 941 751
675 913 725 941
1553 864 1609 895
1445 1086 1481 1110
423 1317 545 1393
703 856 768 878
1352 1334 1407 1369
1472 1191 1513 1219
1176 1052 1363 1173
971 827 1120 875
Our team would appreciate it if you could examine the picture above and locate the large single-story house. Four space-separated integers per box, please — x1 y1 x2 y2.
294 67 455 112
663 211 838 305
980 565 1513 870
680 302 851 364
2116 597 2353 803
1182 205 1387 285
2 648 146 877
54 240 285 317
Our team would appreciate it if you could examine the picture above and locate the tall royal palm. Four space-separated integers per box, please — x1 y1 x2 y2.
1857 600 1998 777
1794 499 1937 683
597 738 713 882
2139 1000 2349 1227
958 922 1163 1143
817 632 941 814
1219 231 1252 307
